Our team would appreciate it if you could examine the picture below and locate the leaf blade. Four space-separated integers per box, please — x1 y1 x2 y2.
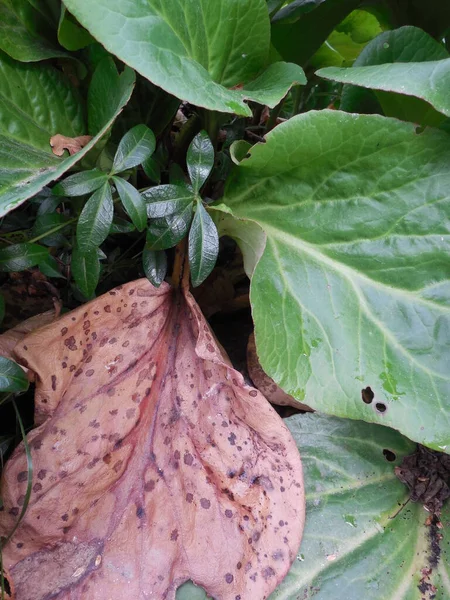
187 131 214 194
76 182 114 253
0 356 29 392
188 203 219 287
112 125 156 174
113 177 147 232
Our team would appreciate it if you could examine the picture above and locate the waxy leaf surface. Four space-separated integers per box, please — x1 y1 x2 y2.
0 279 304 600
221 110 450 451
63 0 305 116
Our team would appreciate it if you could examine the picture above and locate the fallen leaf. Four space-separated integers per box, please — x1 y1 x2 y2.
247 334 312 412
0 309 56 364
49 134 93 156
0 280 304 600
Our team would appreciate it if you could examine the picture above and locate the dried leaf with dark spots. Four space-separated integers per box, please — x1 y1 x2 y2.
0 280 305 600
49 134 93 156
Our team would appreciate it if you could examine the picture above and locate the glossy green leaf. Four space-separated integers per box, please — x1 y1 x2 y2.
112 177 147 232
0 243 48 272
188 202 219 287
0 0 67 62
142 156 161 183
53 169 109 197
146 204 193 251
187 131 214 194
271 0 360 66
0 53 135 217
111 125 156 174
71 245 100 298
76 183 113 253
221 110 450 451
58 5 94 51
272 413 450 599
143 185 194 219
142 247 167 287
109 218 136 234
0 356 29 392
318 58 450 117
64 0 305 116
38 254 64 278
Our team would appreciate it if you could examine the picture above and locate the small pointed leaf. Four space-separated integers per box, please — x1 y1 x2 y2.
76 182 113 253
0 356 29 392
112 177 147 232
112 125 156 174
53 169 109 197
71 246 100 298
188 202 219 288
142 185 194 219
142 248 167 287
187 131 214 194
0 243 48 272
146 204 193 251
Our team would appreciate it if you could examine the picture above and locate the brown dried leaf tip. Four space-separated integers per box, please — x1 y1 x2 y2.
49 134 93 156
0 280 305 600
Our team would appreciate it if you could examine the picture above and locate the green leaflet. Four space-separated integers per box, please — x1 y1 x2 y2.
188 202 219 287
0 356 29 392
64 0 305 115
220 110 450 451
71 245 101 298
76 183 114 253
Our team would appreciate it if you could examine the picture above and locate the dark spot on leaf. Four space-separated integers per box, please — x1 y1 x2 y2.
64 336 77 351
249 390 257 397
186 493 194 503
61 513 69 522
17 471 28 483
104 305 111 313
376 402 387 413
225 573 234 584
145 480 155 492
61 327 68 336
184 452 193 466
200 498 211 509
136 505 145 519
361 386 374 404
51 375 57 390
170 529 179 541
37 469 47 480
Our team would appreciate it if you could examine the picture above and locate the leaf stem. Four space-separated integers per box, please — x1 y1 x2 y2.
172 237 190 290
27 218 77 244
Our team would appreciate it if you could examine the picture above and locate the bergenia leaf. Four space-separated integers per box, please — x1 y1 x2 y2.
221 109 450 451
53 169 109 197
76 182 113 253
112 177 147 232
111 124 156 174
188 202 219 288
0 279 304 600
142 184 194 219
187 131 214 194
63 0 305 116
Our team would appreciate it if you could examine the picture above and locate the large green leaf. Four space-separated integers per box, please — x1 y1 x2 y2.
273 414 450 599
337 26 449 127
64 0 305 116
220 110 450 451
271 0 361 66
0 356 29 392
0 54 135 217
318 58 450 117
0 0 67 62
175 413 450 599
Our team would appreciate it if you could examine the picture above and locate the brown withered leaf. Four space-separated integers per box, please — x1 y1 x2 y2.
49 134 93 156
247 334 312 412
0 310 56 367
0 280 305 600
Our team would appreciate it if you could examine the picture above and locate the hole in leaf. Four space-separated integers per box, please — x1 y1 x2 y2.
383 449 396 462
375 402 387 413
415 125 425 134
361 386 374 404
